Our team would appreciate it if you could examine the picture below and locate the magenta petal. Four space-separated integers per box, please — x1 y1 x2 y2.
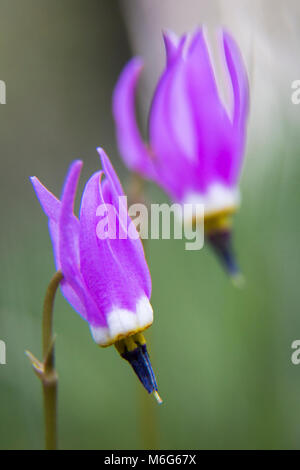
31 153 154 340
30 176 60 222
167 59 198 163
30 176 62 269
185 30 236 189
79 171 135 318
148 57 195 201
30 173 87 319
97 147 124 198
58 161 102 325
79 159 151 323
99 151 152 298
59 161 82 268
187 29 220 97
97 147 128 237
163 30 180 65
211 30 250 185
112 58 155 179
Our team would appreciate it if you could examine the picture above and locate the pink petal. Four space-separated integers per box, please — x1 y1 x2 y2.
222 30 249 129
59 161 102 324
148 56 195 200
163 30 180 65
79 164 151 324
99 150 151 298
30 171 87 319
186 29 235 189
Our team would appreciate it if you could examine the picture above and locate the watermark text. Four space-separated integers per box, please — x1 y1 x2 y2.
95 197 204 251
0 340 6 365
0 80 6 104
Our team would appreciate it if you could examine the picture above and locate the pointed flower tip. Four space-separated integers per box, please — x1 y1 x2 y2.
132 56 144 68
29 176 38 188
96 146 105 160
222 28 234 43
153 390 163 405
30 175 41 187
72 159 84 171
162 29 178 43
116 333 159 397
230 271 245 289
97 147 110 168
122 56 143 75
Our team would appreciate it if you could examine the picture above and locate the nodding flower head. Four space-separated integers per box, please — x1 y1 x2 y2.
30 148 161 402
113 28 249 281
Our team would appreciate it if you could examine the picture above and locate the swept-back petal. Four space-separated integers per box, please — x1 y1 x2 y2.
99 149 151 298
79 171 126 319
112 58 155 179
79 162 152 343
185 29 236 190
58 160 102 324
148 54 197 201
97 147 124 198
59 161 82 268
167 58 198 163
209 30 249 185
163 30 180 65
80 161 150 306
30 176 60 222
30 171 87 319
222 30 249 129
187 29 220 97
30 176 62 269
79 172 130 336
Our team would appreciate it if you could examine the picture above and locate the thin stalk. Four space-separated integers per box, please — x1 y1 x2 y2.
42 270 63 450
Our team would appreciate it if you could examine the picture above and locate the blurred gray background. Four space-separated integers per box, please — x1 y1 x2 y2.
1 0 300 450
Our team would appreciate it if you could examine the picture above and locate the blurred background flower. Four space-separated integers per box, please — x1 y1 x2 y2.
113 28 249 279
1 0 300 449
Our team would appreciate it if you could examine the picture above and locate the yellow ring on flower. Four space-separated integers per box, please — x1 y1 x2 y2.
192 206 237 234
99 322 152 348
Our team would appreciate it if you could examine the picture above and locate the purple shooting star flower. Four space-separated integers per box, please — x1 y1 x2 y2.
113 28 249 282
30 148 162 403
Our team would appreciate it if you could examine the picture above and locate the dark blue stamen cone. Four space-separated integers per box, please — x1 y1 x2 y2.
121 342 158 395
208 229 241 279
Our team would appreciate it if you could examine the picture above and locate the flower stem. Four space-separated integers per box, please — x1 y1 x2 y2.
26 270 63 450
42 271 63 359
42 270 63 450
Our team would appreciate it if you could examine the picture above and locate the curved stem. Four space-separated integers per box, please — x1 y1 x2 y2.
26 270 63 450
42 271 63 450
43 271 63 362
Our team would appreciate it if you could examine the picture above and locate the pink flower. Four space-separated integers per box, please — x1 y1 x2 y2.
30 149 161 399
113 28 249 278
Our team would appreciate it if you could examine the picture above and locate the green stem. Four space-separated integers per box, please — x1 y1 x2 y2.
42 271 63 359
41 270 63 450
26 271 63 450
43 372 58 450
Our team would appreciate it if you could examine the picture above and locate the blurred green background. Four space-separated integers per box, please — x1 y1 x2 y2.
1 0 300 450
